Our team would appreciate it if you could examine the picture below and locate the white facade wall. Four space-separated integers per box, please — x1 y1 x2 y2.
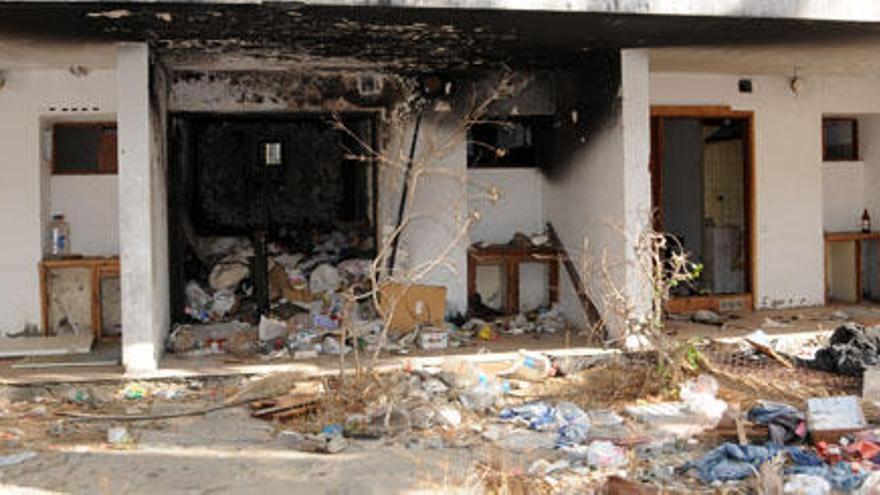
49 176 119 256
651 71 880 308
0 68 116 335
467 168 544 244
542 50 651 339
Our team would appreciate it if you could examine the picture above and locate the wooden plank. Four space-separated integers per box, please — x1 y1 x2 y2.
505 258 519 314
11 359 118 369
90 264 101 339
546 223 603 330
825 231 880 242
548 257 560 305
651 105 751 118
666 294 752 314
39 261 50 336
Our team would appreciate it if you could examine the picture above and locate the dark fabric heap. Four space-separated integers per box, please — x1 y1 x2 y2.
810 323 880 376
747 401 805 445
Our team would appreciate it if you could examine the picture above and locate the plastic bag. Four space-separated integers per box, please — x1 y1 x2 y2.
587 440 628 468
499 350 555 381
680 374 727 428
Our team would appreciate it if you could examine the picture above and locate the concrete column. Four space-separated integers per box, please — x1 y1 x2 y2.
620 49 653 326
117 43 169 373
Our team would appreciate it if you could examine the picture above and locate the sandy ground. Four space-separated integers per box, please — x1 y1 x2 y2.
0 407 480 495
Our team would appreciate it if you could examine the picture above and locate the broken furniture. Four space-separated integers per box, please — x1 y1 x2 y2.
467 243 559 315
824 231 880 303
39 256 121 339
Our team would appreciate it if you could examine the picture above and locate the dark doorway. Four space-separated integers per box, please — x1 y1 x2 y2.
167 113 378 324
650 108 755 311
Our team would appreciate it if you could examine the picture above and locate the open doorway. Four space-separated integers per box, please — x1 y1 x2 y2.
166 113 378 327
650 107 755 312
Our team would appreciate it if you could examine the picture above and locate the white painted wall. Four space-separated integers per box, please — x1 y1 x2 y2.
468 168 543 244
651 70 880 308
823 162 864 232
0 68 116 335
542 50 651 339
467 167 547 311
49 176 119 255
861 116 880 229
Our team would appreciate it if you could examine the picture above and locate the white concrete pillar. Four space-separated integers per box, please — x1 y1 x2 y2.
117 43 169 373
620 49 653 324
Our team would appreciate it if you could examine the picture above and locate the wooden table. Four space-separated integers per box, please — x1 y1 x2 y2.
467 244 560 314
39 256 120 339
824 231 880 303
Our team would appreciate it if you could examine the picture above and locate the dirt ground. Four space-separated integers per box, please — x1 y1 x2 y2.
1 408 475 495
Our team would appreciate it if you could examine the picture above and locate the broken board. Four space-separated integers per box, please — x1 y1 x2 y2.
379 283 446 333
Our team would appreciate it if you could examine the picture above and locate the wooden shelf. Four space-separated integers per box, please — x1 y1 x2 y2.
39 256 120 339
825 231 880 243
467 243 560 315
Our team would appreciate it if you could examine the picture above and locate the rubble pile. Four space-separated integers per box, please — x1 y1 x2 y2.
167 228 570 360
809 323 880 376
233 349 880 493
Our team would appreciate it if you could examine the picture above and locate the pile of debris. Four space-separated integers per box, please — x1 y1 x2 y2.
166 227 569 360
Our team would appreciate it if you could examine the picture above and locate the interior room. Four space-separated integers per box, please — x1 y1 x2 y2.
166 113 378 333
650 111 753 311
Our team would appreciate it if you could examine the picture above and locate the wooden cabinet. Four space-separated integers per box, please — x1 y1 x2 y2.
39 257 120 339
825 232 880 303
467 244 559 315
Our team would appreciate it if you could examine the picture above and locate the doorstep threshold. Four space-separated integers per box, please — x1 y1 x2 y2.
1 345 618 386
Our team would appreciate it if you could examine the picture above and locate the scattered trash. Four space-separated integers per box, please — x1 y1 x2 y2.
65 387 91 404
258 315 288 342
831 310 851 321
442 357 508 411
309 263 340 294
417 329 448 351
499 401 591 447
123 384 146 400
281 429 347 454
499 350 555 381
691 310 725 326
806 396 867 443
345 407 411 438
679 374 727 428
810 324 880 376
436 406 462 428
107 426 133 445
782 474 831 495
586 440 628 468
747 401 806 445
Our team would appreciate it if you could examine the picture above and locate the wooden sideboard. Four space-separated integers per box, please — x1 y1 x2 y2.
39 256 120 339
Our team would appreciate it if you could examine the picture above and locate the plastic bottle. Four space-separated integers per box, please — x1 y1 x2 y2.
499 350 555 381
46 214 70 257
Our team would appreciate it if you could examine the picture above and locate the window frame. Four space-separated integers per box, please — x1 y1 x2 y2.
51 122 118 175
822 117 859 162
466 115 552 169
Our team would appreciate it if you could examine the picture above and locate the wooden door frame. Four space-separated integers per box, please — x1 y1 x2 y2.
650 105 757 312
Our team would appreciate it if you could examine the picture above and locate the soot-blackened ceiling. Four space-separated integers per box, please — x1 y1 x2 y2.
2 2 880 71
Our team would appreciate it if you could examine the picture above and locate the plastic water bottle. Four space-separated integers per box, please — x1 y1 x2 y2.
47 214 70 257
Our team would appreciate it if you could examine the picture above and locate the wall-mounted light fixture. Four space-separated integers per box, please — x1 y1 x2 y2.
69 65 89 78
790 66 804 97
262 141 283 167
